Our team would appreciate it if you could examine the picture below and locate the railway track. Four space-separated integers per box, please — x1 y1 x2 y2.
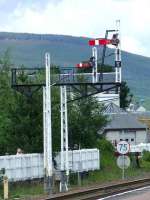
47 178 150 200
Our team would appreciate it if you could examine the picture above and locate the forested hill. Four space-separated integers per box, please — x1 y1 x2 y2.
0 32 150 106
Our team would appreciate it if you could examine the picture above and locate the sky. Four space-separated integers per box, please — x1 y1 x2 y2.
0 0 150 57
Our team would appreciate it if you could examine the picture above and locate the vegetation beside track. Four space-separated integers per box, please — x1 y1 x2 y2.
81 142 150 186
1 145 150 199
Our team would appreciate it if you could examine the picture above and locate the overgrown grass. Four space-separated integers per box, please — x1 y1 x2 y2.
0 181 44 200
80 151 150 187
81 151 121 186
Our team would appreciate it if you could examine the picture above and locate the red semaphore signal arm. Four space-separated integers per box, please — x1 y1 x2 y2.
89 38 119 46
89 39 111 46
76 62 92 68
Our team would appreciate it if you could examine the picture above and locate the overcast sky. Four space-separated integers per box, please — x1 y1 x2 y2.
0 0 150 57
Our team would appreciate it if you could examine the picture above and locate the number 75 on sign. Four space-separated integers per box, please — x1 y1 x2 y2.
117 141 130 155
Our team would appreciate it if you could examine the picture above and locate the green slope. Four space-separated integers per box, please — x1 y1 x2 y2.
0 32 150 106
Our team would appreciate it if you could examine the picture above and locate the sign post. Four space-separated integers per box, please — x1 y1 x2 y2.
117 141 130 180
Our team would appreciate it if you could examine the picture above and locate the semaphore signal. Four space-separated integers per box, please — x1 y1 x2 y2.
89 38 111 46
89 34 120 46
76 62 92 68
76 57 95 68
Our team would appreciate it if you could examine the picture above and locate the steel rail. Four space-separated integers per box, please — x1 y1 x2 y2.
46 178 150 200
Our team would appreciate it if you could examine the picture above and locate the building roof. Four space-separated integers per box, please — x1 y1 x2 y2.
136 106 146 112
103 102 125 114
131 111 150 129
104 113 147 131
132 111 150 118
127 103 146 112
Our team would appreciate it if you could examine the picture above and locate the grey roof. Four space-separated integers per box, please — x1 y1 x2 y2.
103 102 126 114
132 111 150 118
104 113 147 131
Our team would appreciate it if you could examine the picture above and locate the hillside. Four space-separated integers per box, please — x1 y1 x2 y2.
0 32 150 107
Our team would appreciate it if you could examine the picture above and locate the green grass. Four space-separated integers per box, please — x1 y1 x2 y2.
81 151 122 186
0 181 44 200
80 151 150 187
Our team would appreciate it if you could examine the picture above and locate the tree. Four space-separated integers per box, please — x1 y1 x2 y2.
0 50 16 154
5 66 61 154
68 96 107 149
0 51 44 154
0 51 108 155
5 91 43 154
120 81 133 109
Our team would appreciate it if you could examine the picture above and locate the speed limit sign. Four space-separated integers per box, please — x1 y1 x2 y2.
117 141 130 155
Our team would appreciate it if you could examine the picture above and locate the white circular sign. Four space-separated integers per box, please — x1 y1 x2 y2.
117 155 130 169
117 141 130 155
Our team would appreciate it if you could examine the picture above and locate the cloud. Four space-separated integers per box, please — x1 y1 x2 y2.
122 36 147 56
0 0 150 56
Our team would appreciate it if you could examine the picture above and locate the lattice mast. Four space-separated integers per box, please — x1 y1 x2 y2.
115 20 121 83
60 85 69 192
92 47 98 83
43 86 47 173
43 53 53 193
88 21 121 85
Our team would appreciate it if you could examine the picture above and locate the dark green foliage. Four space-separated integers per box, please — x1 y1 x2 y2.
95 138 115 170
68 97 108 149
51 87 61 152
98 64 115 73
142 150 150 162
0 51 44 154
6 92 43 154
120 81 133 109
0 50 108 154
96 137 114 153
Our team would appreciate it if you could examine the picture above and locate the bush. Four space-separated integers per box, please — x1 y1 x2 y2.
96 138 114 153
142 150 150 162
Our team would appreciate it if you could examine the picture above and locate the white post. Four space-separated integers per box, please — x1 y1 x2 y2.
64 86 69 177
60 87 64 173
118 20 122 83
45 52 53 193
122 155 125 180
115 20 121 83
92 47 98 83
3 176 8 200
43 86 47 172
60 85 69 192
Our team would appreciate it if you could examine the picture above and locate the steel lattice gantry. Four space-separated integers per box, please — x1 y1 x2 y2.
11 69 120 99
